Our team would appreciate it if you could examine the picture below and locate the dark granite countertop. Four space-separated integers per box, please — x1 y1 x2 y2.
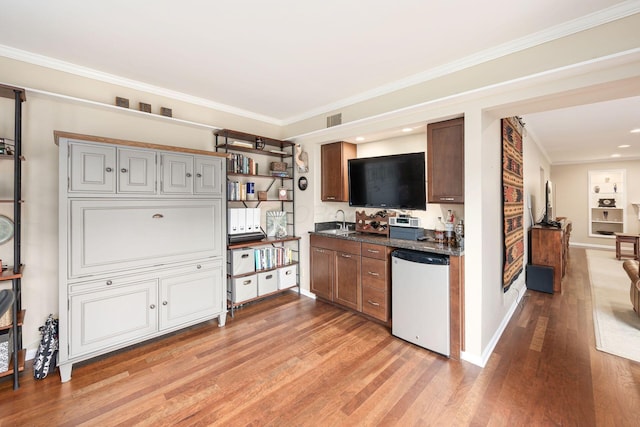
309 227 464 257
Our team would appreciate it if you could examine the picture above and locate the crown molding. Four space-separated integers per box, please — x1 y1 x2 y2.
282 1 640 125
0 44 283 126
1 2 638 127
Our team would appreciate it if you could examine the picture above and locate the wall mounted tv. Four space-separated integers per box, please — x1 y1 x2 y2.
348 152 426 210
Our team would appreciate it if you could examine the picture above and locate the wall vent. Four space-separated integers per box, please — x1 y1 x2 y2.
326 113 342 128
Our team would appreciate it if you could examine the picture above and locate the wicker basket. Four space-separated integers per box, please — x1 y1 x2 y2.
0 306 12 327
270 161 287 172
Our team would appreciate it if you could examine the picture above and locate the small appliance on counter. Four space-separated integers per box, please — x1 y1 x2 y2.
389 226 424 241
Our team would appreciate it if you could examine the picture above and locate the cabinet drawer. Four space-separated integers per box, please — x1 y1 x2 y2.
361 243 389 260
227 274 258 303
257 271 278 296
362 286 389 322
361 257 387 291
228 248 255 276
310 235 361 255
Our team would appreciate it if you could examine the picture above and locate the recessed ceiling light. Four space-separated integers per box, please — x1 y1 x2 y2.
618 144 631 148
631 128 640 134
402 128 413 132
355 136 365 142
611 153 621 158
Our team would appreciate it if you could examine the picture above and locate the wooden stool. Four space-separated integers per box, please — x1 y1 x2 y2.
615 233 640 260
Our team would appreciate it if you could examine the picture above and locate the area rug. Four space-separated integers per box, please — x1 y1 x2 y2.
586 249 640 362
501 117 524 292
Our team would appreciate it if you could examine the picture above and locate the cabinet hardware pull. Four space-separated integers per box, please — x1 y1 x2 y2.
266 274 273 279
440 197 454 201
243 280 252 285
105 167 113 172
285 270 292 275
241 254 249 258
367 249 380 253
186 173 192 178
196 173 202 178
326 196 335 200
121 168 128 173
106 280 113 285
162 301 168 306
152 214 164 219
341 254 351 258
150 304 156 309
367 300 380 306
196 264 202 269
368 271 379 276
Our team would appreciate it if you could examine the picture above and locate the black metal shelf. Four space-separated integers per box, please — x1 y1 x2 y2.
0 83 26 390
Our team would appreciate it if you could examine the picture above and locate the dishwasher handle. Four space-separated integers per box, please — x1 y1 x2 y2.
391 249 449 265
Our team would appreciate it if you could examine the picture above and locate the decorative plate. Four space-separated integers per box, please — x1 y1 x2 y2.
598 198 616 207
0 215 14 244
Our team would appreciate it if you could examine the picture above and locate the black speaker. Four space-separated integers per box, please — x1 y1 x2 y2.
526 264 554 294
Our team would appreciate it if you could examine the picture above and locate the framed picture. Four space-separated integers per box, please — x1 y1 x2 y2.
266 211 287 237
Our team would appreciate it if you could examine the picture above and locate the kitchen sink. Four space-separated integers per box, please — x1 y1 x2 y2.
317 229 357 236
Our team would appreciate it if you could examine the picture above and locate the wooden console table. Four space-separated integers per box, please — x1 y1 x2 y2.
530 220 572 293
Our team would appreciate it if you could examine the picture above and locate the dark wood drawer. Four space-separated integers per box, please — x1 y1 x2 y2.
362 286 388 322
310 235 361 255
361 257 387 291
361 243 389 260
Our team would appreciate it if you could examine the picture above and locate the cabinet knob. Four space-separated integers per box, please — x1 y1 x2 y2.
186 173 192 178
367 300 380 307
162 301 168 306
196 173 203 178
150 304 156 309
106 280 113 285
196 264 202 269
121 168 128 173
105 167 113 173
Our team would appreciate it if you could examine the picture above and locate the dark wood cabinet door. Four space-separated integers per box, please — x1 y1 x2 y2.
321 142 356 202
334 251 361 311
427 118 464 204
310 246 334 300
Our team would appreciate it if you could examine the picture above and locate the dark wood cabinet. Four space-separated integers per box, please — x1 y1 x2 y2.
310 235 361 311
531 221 572 293
335 250 361 311
361 243 391 323
321 141 356 202
310 245 334 300
427 118 464 204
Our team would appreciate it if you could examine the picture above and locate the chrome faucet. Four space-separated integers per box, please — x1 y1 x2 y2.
336 209 346 231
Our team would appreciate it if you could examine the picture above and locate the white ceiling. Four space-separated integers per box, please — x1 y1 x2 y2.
1 0 639 164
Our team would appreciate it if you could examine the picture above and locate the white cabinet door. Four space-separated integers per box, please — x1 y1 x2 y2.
118 148 156 194
69 143 116 193
159 262 224 329
69 279 158 357
195 156 223 195
69 199 223 277
161 153 193 194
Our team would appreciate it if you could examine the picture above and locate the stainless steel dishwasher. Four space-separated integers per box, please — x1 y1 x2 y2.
391 249 450 356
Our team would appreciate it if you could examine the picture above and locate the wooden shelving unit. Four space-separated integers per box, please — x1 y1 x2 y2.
215 130 300 316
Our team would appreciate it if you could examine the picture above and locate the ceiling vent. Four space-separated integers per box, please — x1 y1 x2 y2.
326 113 342 128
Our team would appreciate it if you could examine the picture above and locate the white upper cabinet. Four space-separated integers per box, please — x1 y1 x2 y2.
195 156 223 195
117 148 157 194
69 143 116 193
161 153 193 194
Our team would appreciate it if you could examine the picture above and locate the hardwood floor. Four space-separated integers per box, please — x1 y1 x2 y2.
1 247 639 426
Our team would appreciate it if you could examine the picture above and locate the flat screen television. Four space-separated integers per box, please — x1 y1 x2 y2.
348 152 426 210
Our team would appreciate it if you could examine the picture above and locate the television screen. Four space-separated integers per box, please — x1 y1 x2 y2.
348 152 426 210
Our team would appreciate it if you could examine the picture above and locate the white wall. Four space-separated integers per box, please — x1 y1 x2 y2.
551 160 640 248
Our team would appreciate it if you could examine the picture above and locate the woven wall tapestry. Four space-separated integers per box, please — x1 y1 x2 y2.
502 117 524 292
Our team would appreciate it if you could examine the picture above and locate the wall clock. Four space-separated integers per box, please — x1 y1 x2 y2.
0 215 14 245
